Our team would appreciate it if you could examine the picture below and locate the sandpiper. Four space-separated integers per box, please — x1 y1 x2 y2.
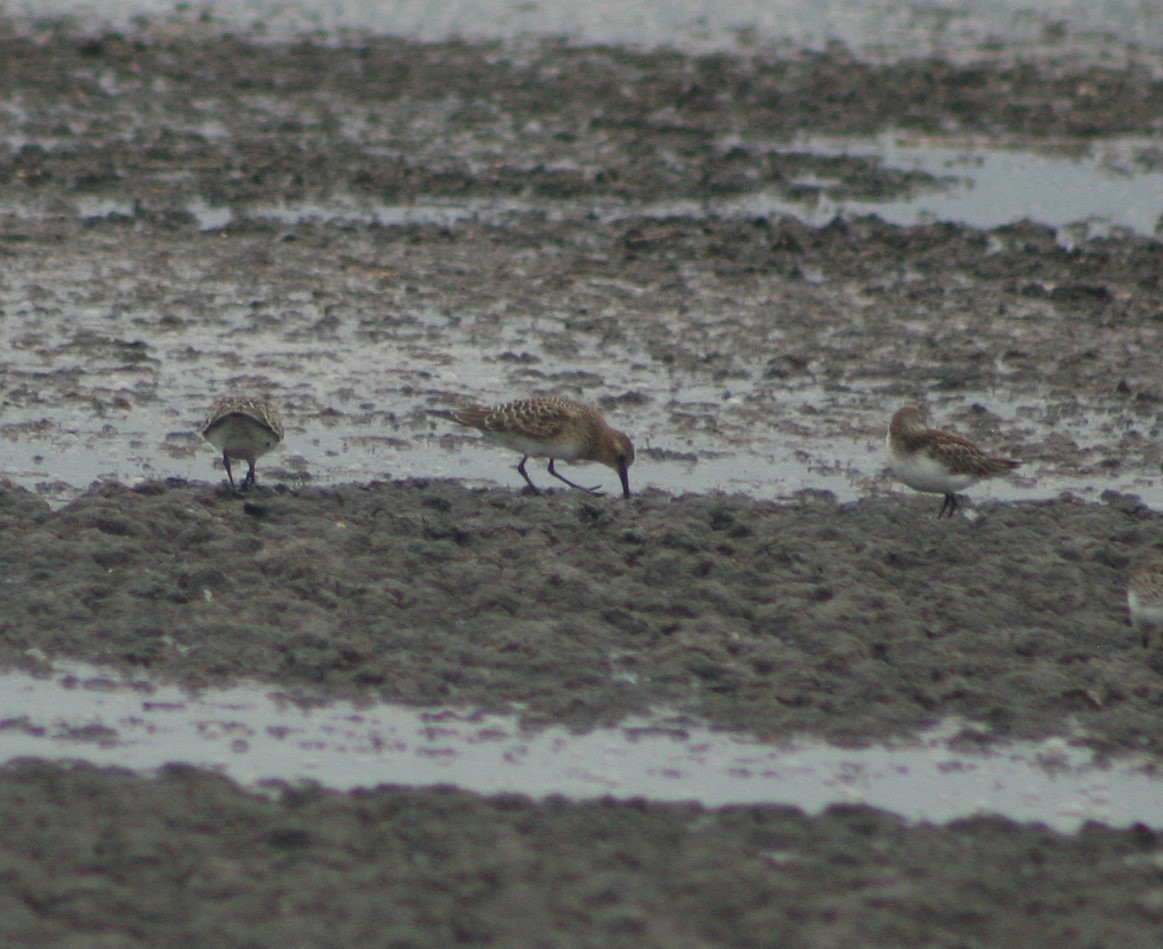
885 406 1019 517
431 396 635 498
1128 555 1163 648
200 396 284 490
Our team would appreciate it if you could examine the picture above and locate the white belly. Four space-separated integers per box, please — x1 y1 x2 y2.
488 432 584 462
204 416 280 462
886 436 977 494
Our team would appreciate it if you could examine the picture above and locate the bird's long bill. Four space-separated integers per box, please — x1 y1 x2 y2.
619 465 631 499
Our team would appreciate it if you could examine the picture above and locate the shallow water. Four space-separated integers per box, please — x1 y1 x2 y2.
148 135 1161 243
9 0 1163 58
0 369 1156 510
3 662 1159 832
0 15 1158 510
1 61 1158 508
737 134 1163 244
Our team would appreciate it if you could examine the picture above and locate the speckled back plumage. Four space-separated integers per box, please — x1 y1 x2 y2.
200 395 284 490
889 406 1018 478
201 396 284 442
437 397 600 442
431 395 635 497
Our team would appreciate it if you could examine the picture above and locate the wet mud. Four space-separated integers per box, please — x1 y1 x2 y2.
2 19 1163 946
3 760 1163 947
2 478 1162 753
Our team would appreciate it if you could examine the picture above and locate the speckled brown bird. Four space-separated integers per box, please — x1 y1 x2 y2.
1129 555 1163 648
886 406 1019 517
431 396 635 499
200 396 284 490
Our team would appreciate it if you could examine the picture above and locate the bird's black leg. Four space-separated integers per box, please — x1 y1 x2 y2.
938 493 959 518
547 459 603 495
241 460 257 490
516 456 541 494
222 452 236 490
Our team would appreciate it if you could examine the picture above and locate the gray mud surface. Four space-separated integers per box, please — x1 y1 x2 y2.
3 760 1163 947
2 20 1163 946
3 478 1163 755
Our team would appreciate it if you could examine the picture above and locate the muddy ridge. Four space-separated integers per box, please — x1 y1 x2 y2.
2 478 1160 756
3 759 1162 947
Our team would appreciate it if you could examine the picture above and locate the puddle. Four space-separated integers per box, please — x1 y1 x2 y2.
731 134 1163 244
166 133 1163 245
2 662 1160 831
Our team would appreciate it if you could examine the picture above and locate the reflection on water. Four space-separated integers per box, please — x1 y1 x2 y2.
1 662 1160 831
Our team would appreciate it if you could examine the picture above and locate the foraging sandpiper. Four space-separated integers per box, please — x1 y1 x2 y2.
200 396 284 490
431 396 635 498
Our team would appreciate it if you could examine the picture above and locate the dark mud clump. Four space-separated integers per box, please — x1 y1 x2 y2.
2 477 1160 755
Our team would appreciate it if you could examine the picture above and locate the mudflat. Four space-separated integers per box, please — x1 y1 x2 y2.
1 21 1162 946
